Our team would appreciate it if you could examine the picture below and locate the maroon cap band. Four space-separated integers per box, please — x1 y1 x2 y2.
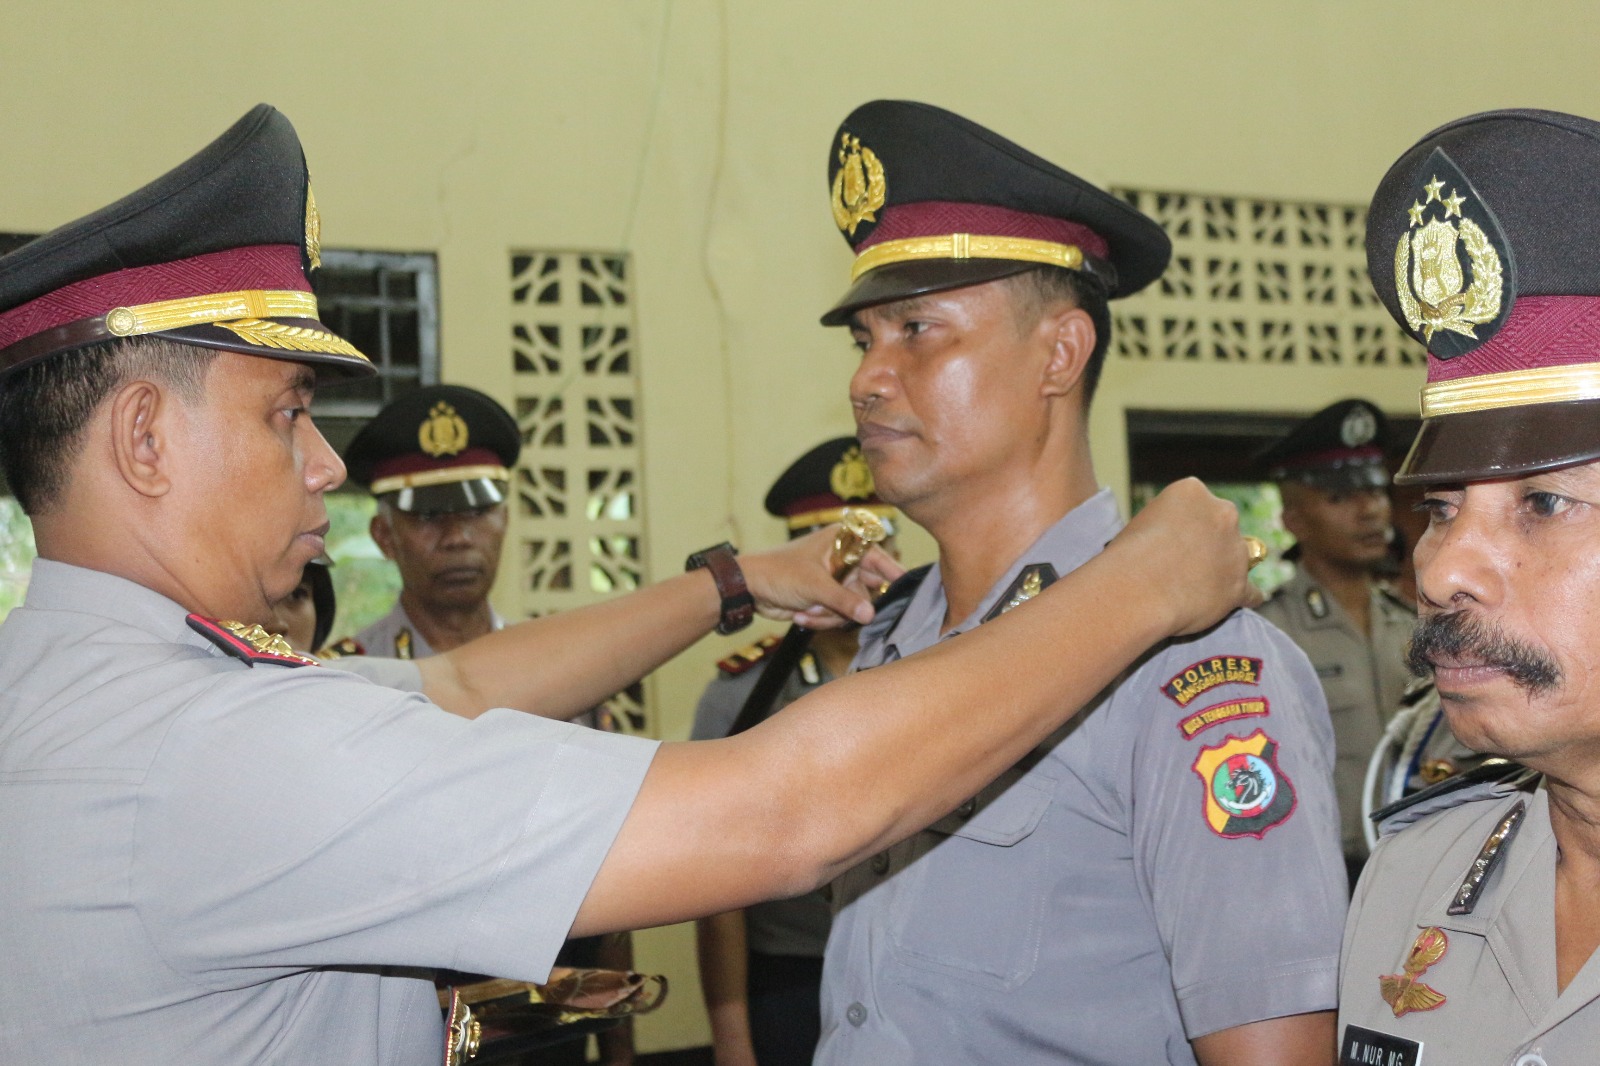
854 200 1112 260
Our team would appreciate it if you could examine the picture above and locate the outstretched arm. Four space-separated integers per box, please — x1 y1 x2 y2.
1192 1012 1336 1066
573 479 1262 934
416 526 901 720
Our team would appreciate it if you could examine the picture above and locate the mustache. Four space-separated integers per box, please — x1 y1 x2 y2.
1407 611 1561 694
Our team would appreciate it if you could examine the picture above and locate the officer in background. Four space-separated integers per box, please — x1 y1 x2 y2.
344 384 519 657
1256 399 1414 881
815 99 1343 1066
690 437 897 1066
1339 108 1600 1065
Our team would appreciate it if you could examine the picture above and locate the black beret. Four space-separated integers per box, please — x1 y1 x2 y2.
820 100 1171 325
344 385 521 513
764 436 896 534
1367 109 1600 483
0 105 371 381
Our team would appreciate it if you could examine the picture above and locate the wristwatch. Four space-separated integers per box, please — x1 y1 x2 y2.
685 541 755 634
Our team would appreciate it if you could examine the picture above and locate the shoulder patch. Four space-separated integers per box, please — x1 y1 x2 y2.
187 615 320 668
1162 655 1264 706
717 633 782 675
315 636 366 660
1372 760 1535 838
1191 729 1296 838
1178 696 1269 740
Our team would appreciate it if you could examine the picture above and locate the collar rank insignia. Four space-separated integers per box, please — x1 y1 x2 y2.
187 615 320 667
394 628 414 660
1306 587 1330 620
983 563 1059 622
1394 147 1516 359
1447 798 1526 916
1380 927 1449 1017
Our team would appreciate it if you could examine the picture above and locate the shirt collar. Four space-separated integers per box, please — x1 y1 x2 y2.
19 559 205 649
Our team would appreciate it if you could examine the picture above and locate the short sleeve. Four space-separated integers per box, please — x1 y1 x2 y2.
133 668 657 987
1128 612 1345 1037
319 654 424 692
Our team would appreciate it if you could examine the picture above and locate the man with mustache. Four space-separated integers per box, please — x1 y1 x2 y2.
814 100 1344 1066
1338 109 1600 1065
1255 399 1415 881
346 384 518 658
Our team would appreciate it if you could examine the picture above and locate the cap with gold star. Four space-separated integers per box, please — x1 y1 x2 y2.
1367 108 1600 484
344 384 521 513
0 105 370 382
819 100 1171 326
1258 399 1390 491
764 436 897 537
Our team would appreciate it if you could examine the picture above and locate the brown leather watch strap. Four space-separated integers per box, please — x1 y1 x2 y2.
685 542 755 635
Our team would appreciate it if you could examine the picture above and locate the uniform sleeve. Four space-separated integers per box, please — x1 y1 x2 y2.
132 668 657 987
1128 611 1345 1038
688 669 760 741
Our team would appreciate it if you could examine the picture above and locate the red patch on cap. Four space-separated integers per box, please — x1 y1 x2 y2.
371 446 506 482
855 200 1110 261
0 244 309 350
1427 295 1600 383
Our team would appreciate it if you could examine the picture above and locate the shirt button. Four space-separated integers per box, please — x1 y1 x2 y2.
870 852 890 875
846 1002 868 1027
955 797 977 819
1514 1055 1547 1066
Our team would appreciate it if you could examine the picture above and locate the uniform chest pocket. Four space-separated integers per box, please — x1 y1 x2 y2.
887 771 1056 990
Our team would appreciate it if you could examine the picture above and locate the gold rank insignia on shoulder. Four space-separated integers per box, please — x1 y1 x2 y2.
1305 587 1329 620
394 628 414 660
829 445 875 501
315 636 366 660
1379 927 1449 1018
1393 148 1512 357
982 563 1058 622
419 401 470 457
186 614 320 668
831 132 887 237
717 633 782 675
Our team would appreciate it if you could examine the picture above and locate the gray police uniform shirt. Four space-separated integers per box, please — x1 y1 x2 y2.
690 654 834 957
0 560 657 1066
356 598 506 660
1257 566 1414 857
1340 786 1594 1066
816 490 1345 1066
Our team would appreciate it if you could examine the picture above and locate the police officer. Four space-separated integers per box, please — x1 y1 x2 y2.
815 100 1344 1066
0 105 1261 1064
690 437 897 1066
344 384 520 658
1339 108 1600 1066
1256 399 1415 878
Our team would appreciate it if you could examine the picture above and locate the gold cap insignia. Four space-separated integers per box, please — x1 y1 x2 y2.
829 444 875 500
305 184 322 271
1393 150 1509 357
831 133 887 237
419 401 470 457
1378 927 1449 1017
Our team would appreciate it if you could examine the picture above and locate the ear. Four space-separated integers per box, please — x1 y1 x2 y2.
370 510 397 561
108 380 172 499
1039 306 1097 399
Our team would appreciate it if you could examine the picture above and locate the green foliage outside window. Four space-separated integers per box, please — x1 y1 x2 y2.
1130 481 1294 594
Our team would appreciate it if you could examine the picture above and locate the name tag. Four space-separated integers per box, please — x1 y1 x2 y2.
1341 1024 1422 1066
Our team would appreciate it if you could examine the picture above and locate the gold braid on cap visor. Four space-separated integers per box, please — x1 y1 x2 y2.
371 464 511 496
850 234 1085 281
1420 363 1600 417
100 289 367 360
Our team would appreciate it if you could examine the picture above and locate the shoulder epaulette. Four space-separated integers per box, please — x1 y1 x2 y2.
315 636 366 660
187 615 320 668
1372 759 1537 839
874 563 933 611
717 633 782 675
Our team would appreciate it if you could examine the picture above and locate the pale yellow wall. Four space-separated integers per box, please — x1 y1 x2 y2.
8 1 1600 1051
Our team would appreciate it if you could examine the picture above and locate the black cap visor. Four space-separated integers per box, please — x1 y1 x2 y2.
382 477 510 514
1396 400 1600 485
821 258 1039 327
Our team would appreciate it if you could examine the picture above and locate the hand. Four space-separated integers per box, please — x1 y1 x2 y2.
739 526 907 630
1109 477 1263 636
